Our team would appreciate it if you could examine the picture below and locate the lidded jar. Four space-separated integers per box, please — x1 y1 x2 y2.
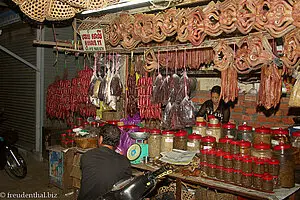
291 131 300 165
273 144 296 188
218 137 232 153
242 157 253 173
271 128 290 147
251 142 272 159
148 129 161 159
268 159 280 176
160 130 174 153
262 174 274 192
237 123 253 142
174 130 187 150
206 122 221 142
239 140 251 156
187 133 202 153
193 121 207 137
201 136 216 150
222 123 237 139
253 158 265 174
254 126 271 145
230 140 240 155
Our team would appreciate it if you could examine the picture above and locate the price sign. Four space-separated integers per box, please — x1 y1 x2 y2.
79 29 106 52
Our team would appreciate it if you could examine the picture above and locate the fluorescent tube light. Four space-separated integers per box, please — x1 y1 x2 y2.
81 0 151 14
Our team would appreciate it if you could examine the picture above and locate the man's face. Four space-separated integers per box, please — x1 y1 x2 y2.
211 92 220 105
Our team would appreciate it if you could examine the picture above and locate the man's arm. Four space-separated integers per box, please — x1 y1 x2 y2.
196 101 208 117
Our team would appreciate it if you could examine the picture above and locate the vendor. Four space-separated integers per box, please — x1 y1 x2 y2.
196 85 230 123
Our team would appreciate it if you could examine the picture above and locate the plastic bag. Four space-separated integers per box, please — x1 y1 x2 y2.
110 54 123 97
179 96 196 127
169 73 180 103
151 73 164 104
116 126 138 155
289 77 300 107
161 102 172 129
176 72 190 103
169 102 184 130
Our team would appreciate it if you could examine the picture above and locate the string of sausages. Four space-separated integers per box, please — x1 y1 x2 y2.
107 0 299 49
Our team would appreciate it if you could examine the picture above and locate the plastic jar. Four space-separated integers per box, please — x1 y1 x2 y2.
291 131 300 165
201 162 209 175
242 172 253 188
201 136 216 150
251 142 272 159
230 140 240 155
268 159 280 176
262 174 274 192
263 158 270 173
61 140 68 148
273 144 296 188
253 158 265 174
208 164 216 177
193 121 207 137
174 130 187 150
242 157 253 173
91 121 97 128
76 117 83 126
187 133 202 153
233 169 242 185
218 137 232 153
254 127 271 145
160 131 174 153
237 123 253 143
271 128 290 147
61 133 67 143
200 149 209 163
206 123 221 142
233 154 243 170
216 150 225 166
253 173 263 189
239 140 251 156
223 154 233 168
222 123 237 139
223 168 233 183
148 129 161 159
207 149 217 165
68 139 75 148
216 166 224 180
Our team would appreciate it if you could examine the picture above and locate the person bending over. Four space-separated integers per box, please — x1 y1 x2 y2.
196 85 230 123
78 124 132 200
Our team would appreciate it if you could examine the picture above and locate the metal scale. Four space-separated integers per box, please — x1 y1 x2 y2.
127 130 149 165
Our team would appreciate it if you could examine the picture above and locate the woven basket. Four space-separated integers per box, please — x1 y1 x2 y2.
46 0 77 21
60 0 89 9
20 0 50 22
75 137 98 149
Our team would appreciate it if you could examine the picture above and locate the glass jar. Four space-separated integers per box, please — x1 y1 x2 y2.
262 174 274 192
201 162 209 175
83 121 90 128
216 150 225 167
193 121 207 137
263 158 270 173
206 123 221 142
68 139 75 148
160 130 174 153
222 123 237 139
254 126 271 145
61 140 68 148
200 149 209 163
223 154 233 168
271 128 290 147
233 169 242 185
223 168 233 183
91 121 97 128
187 133 202 153
239 140 251 156
76 117 83 126
216 166 224 180
253 173 263 189
201 136 216 150
148 129 161 159
66 129 73 139
237 123 253 143
242 157 253 173
253 158 265 174
233 154 243 170
273 144 296 188
208 164 216 177
218 137 232 153
251 142 272 159
268 159 280 176
207 149 217 165
242 172 253 188
230 140 240 155
61 133 67 143
291 131 300 165
174 130 187 150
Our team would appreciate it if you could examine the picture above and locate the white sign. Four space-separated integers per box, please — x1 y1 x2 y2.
79 29 106 52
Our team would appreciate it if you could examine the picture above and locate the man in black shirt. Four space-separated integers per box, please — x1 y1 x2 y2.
78 124 132 200
196 85 230 123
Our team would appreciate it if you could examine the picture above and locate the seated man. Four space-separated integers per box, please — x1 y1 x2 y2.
78 124 132 200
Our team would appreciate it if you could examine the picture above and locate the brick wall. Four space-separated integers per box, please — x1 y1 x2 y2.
192 90 295 128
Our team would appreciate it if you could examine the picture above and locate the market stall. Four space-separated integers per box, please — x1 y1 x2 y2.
20 0 300 199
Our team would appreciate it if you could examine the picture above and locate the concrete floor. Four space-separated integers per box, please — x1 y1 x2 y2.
0 153 77 200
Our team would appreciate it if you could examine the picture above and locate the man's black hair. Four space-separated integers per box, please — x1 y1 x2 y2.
99 124 121 147
211 85 221 95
